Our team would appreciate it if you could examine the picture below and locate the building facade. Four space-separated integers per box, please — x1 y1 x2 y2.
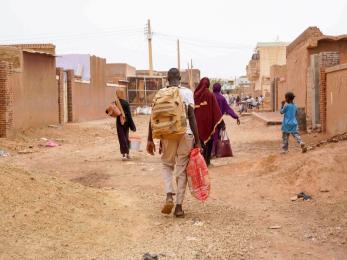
248 42 288 96
286 27 347 129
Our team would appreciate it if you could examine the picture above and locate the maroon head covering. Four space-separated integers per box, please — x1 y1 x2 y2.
194 77 223 144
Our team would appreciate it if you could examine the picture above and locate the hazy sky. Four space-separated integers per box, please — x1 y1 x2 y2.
1 0 347 78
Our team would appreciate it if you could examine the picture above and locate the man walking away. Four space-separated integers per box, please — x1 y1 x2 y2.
147 68 200 218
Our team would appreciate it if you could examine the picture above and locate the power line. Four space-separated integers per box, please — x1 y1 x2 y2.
154 32 252 51
0 27 143 43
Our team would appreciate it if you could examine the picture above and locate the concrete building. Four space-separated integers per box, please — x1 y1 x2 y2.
0 45 58 137
286 26 347 130
248 42 288 96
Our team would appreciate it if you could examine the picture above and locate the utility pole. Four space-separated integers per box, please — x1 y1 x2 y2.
146 19 154 76
187 62 191 89
189 59 193 89
177 39 181 71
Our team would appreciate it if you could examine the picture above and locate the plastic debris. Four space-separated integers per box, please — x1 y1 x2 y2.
39 140 59 148
0 150 9 157
136 106 152 115
45 140 59 147
297 192 312 201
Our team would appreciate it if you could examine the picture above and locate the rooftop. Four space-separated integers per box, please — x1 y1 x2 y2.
256 42 289 48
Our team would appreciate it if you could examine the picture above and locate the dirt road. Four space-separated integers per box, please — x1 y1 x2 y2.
1 115 346 259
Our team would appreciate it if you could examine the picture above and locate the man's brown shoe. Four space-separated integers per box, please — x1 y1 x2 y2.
174 204 185 218
161 193 174 214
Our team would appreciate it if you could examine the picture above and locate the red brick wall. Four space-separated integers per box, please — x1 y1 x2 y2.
325 64 347 135
319 52 340 132
0 61 13 137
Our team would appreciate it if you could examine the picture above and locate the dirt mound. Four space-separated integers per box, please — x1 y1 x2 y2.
0 165 144 260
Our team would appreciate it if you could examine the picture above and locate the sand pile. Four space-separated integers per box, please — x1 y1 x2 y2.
0 165 141 259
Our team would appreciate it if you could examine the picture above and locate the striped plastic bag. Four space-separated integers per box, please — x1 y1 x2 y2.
187 148 210 202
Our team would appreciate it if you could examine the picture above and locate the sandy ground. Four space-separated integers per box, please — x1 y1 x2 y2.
0 114 346 259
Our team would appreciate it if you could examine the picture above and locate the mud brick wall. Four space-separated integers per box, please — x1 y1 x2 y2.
7 44 56 55
319 52 340 132
66 70 74 123
66 56 119 123
0 61 13 137
325 63 347 136
56 67 64 124
11 52 59 129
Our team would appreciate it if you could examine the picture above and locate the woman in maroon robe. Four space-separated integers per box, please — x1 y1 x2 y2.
194 77 223 166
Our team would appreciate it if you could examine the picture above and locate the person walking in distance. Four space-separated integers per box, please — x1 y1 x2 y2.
194 77 222 166
147 68 201 218
280 92 307 154
212 83 240 156
106 89 136 161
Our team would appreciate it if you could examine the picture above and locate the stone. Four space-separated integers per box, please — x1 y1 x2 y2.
268 225 281 229
186 236 199 241
142 253 158 260
290 196 298 201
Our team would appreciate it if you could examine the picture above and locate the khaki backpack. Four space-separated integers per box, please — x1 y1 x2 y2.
151 87 187 140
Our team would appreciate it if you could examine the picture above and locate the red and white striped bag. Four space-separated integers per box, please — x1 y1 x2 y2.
187 148 210 202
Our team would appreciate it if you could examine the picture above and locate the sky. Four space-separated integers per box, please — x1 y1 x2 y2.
1 0 347 78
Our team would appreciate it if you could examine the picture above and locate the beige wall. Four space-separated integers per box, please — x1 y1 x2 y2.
12 52 58 129
326 64 347 136
255 45 287 95
258 45 287 78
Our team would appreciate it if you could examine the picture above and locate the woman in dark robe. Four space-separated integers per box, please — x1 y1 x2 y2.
194 77 223 166
212 83 240 156
115 89 136 160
